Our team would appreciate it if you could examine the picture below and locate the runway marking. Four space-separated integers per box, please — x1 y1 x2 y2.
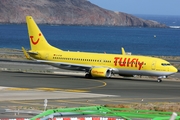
3 87 89 92
77 79 107 89
36 88 89 92
1 78 107 93
6 88 31 91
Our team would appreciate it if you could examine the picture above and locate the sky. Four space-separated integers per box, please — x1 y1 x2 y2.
88 0 180 16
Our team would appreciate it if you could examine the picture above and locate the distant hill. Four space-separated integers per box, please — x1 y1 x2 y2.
0 0 167 27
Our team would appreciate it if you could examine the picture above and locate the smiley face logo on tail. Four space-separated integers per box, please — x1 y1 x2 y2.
30 33 41 45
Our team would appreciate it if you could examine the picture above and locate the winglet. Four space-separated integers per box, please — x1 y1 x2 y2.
22 47 32 60
121 47 126 55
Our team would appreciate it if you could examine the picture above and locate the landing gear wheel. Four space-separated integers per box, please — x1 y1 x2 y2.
85 74 92 78
157 79 162 83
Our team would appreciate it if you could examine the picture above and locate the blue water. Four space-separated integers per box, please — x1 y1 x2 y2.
134 14 180 26
0 15 180 56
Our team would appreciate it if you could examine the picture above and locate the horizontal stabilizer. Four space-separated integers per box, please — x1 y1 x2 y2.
22 47 36 60
27 51 38 55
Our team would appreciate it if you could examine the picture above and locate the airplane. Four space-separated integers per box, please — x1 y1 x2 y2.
22 16 178 83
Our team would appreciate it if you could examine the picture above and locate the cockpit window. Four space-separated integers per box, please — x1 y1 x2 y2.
161 63 171 66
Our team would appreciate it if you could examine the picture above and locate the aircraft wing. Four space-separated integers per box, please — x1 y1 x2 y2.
36 59 92 71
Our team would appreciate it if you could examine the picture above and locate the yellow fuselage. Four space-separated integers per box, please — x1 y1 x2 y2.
31 49 177 77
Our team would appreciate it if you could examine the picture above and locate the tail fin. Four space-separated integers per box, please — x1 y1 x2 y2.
26 16 61 51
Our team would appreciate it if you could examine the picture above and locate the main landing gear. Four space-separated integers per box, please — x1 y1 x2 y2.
85 73 92 78
157 79 162 83
157 76 166 83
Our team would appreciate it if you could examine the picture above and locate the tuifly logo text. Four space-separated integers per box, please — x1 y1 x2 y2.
114 57 144 70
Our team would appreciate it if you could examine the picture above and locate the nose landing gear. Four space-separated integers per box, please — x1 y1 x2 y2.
157 76 166 83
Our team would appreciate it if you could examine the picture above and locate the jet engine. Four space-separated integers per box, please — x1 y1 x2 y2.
90 68 112 78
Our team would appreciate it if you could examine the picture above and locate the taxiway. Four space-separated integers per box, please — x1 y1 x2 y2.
0 60 180 118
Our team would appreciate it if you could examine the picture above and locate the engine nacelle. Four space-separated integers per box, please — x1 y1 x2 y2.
91 68 112 78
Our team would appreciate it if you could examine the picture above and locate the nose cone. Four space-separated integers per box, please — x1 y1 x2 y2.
172 66 178 73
